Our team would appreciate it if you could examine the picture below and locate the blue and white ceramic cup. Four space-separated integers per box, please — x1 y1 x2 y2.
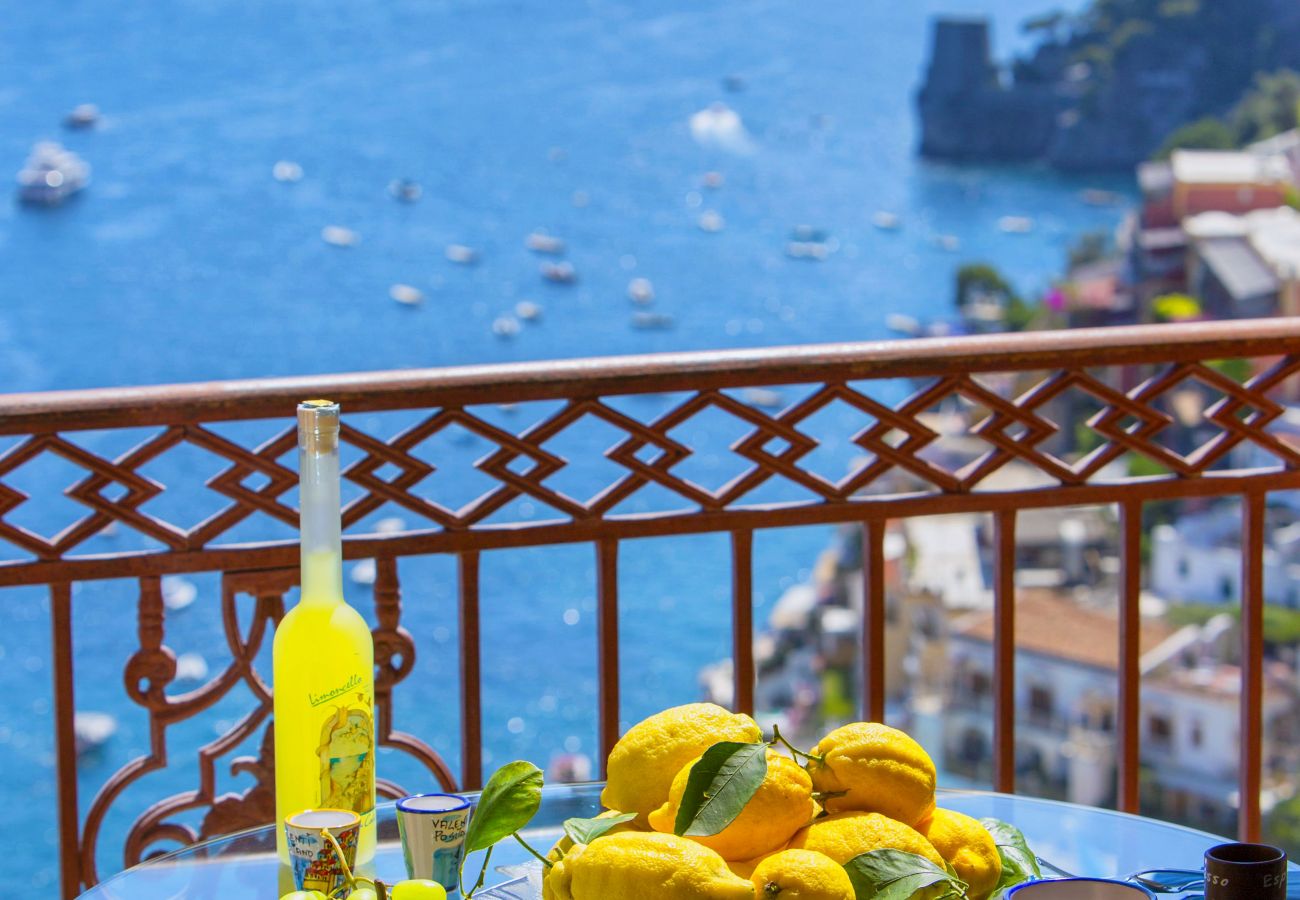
1007 879 1153 898
397 792 472 895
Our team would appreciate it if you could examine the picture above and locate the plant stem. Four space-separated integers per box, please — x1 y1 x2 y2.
771 723 823 764
464 844 494 899
512 831 554 868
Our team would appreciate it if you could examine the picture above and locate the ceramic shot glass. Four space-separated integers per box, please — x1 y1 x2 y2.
284 807 361 895
1204 842 1287 900
1007 879 1153 898
397 793 472 895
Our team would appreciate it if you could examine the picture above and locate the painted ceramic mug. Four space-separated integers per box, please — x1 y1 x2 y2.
284 807 361 895
1007 879 1153 898
397 793 472 896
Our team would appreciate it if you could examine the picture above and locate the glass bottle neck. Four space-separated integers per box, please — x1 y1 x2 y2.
298 438 343 606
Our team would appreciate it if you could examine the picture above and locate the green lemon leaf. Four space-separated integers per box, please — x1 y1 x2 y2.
464 761 544 852
842 849 967 900
981 817 1042 898
562 812 637 846
673 741 768 837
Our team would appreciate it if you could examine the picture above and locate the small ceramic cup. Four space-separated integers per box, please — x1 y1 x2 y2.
396 792 472 895
1204 842 1287 900
283 807 361 895
1006 879 1153 898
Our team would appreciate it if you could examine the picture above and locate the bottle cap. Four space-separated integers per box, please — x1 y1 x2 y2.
298 399 340 453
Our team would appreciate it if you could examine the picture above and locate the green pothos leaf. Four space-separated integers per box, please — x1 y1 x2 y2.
464 760 544 852
842 848 968 900
673 741 768 837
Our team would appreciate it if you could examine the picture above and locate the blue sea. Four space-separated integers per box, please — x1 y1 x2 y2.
0 0 1132 887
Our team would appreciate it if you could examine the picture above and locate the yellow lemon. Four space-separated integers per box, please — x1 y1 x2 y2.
649 750 814 860
547 809 641 863
807 722 937 825
788 811 944 868
542 832 755 900
751 849 854 900
601 703 762 825
919 808 1002 900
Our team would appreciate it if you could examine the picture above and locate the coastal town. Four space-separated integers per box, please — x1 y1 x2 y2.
695 10 1300 849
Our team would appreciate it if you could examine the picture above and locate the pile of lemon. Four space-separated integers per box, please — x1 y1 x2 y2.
542 703 1002 900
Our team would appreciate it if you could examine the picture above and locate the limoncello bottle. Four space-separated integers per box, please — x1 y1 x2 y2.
274 400 376 864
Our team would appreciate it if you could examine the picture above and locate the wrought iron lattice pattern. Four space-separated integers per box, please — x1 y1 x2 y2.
3 319 1299 897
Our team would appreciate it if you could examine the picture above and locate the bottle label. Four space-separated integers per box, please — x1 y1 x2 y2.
313 687 375 817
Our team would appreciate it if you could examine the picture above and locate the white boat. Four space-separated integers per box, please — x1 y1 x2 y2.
375 516 406 534
389 284 424 306
322 225 360 247
492 315 521 338
74 711 117 756
16 142 90 205
388 179 422 202
64 104 100 129
162 576 197 611
886 313 922 337
743 388 783 409
525 231 565 255
349 559 377 586
997 215 1034 234
175 652 210 683
445 244 479 265
698 210 725 233
632 312 674 330
272 160 303 183
872 211 901 230
627 277 655 305
541 261 576 284
547 753 593 784
515 300 543 321
785 241 829 261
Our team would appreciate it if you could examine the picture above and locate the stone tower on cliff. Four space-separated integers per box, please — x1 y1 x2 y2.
917 17 1059 162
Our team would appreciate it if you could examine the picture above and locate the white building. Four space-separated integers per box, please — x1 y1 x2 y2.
1151 510 1300 608
927 590 1298 830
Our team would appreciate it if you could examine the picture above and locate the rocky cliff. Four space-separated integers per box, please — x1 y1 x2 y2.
917 0 1300 171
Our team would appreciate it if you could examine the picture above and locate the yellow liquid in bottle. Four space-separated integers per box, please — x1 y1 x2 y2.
274 550 377 864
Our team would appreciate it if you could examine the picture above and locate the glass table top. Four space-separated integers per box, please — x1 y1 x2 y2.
78 783 1286 899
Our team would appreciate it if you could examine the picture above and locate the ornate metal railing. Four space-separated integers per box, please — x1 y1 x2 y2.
4 319 1300 897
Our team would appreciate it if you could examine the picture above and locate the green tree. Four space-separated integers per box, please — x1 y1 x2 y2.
955 263 1020 310
1266 794 1300 859
1230 70 1300 144
955 264 1041 331
1164 602 1300 646
1023 10 1069 39
1155 117 1237 158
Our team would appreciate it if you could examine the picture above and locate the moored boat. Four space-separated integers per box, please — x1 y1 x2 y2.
16 142 90 206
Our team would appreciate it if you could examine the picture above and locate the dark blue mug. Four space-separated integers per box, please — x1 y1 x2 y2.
1204 842 1287 900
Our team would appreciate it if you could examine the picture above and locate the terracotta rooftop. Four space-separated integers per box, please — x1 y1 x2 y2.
953 588 1177 671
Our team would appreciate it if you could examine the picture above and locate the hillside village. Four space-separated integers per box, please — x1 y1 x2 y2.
700 130 1300 843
